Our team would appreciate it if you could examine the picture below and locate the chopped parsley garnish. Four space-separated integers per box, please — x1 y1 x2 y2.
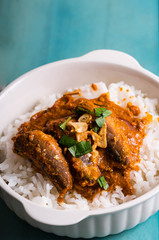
59 135 78 148
68 141 92 158
97 176 109 190
59 135 92 158
59 117 71 130
95 108 112 127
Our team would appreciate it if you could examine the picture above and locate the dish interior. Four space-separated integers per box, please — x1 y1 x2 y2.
0 60 159 224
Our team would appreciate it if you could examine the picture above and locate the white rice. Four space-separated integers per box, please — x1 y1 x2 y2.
0 81 159 210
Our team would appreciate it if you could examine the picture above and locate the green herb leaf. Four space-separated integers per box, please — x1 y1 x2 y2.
103 110 112 118
59 135 78 148
95 107 107 117
78 107 94 114
95 108 112 117
92 125 100 133
94 103 106 107
74 107 94 116
68 141 92 158
59 136 92 158
95 116 105 127
59 117 72 130
97 176 109 190
95 108 112 127
68 145 77 157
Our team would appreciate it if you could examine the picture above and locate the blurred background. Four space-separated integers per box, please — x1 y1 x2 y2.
0 0 158 239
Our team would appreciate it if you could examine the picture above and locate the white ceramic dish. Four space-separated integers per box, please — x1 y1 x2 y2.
0 50 159 238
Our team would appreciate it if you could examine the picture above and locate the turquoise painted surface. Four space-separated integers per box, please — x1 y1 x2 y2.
0 0 159 239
